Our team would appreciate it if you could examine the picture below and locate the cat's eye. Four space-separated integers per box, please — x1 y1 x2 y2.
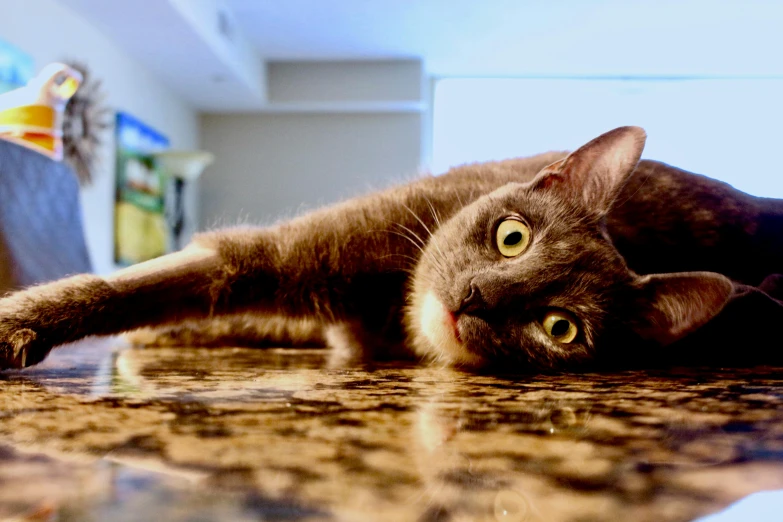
542 311 579 344
495 218 531 258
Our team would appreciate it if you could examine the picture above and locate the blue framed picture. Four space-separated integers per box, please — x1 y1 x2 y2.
114 112 170 265
0 39 33 94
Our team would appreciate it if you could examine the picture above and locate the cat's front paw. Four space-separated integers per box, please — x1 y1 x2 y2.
0 292 57 369
0 326 42 369
0 274 115 370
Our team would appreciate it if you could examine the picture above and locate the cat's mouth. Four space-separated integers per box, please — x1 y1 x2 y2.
418 291 484 366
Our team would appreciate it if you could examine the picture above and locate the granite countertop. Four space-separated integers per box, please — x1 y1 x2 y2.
1 339 783 522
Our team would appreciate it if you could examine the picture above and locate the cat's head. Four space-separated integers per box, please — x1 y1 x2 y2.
407 126 733 370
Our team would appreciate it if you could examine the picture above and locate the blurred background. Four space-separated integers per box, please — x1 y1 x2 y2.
0 0 781 279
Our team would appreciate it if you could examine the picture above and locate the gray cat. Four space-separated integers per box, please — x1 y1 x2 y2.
1 126 781 372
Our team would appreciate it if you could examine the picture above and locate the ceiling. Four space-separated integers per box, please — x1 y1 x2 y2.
60 0 783 111
226 0 783 76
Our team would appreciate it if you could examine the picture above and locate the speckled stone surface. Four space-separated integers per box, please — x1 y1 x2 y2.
2 339 783 521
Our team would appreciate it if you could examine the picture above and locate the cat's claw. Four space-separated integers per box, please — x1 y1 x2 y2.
0 328 39 369
11 329 36 368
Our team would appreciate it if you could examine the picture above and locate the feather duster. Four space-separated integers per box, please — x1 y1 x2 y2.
62 61 110 185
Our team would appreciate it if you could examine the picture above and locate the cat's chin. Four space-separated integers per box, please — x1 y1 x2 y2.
414 290 485 367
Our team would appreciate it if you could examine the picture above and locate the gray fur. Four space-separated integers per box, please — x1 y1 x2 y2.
0 127 780 372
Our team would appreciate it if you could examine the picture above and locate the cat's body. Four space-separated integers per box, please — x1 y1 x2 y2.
1 127 782 372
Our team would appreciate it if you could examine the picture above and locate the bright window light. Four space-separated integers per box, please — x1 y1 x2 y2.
432 78 783 198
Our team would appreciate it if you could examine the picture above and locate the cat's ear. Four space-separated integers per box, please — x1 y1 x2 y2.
631 272 733 346
532 126 647 214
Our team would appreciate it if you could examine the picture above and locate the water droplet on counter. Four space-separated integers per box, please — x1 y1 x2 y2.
549 407 577 429
494 490 529 521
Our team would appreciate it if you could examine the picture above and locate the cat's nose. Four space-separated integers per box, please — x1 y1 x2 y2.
457 282 485 315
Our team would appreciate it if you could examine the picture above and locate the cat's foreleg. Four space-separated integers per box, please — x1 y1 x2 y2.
0 228 323 369
0 220 407 369
0 244 232 368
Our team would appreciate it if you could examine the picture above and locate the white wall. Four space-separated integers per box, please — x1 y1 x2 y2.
0 0 200 274
200 61 425 227
201 112 422 226
432 78 783 198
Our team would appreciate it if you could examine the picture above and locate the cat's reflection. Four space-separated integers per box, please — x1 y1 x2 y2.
411 372 593 522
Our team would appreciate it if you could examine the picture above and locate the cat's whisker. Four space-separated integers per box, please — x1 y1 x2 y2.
386 229 426 253
378 253 420 263
402 203 435 240
427 254 450 283
393 224 430 255
376 254 421 272
431 241 448 266
423 195 443 229
454 190 466 209
381 223 426 252
389 226 427 257
370 222 424 246
402 203 449 261
392 222 427 245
